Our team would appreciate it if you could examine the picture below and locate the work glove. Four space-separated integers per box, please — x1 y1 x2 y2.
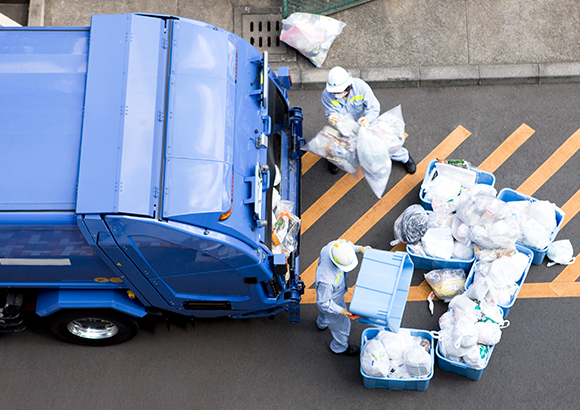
340 309 361 319
356 245 372 255
358 116 369 127
328 113 340 126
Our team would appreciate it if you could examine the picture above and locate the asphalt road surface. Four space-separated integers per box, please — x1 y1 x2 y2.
1 83 579 409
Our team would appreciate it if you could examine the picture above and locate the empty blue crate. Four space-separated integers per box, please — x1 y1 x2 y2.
497 188 565 265
361 327 435 390
420 159 496 211
464 244 533 318
350 250 413 332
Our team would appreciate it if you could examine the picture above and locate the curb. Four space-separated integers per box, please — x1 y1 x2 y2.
275 62 580 89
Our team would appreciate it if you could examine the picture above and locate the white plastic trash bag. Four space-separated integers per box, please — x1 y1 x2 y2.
361 339 392 377
462 344 490 370
546 239 576 267
357 126 392 198
404 345 432 377
421 228 454 260
302 125 359 174
280 13 346 68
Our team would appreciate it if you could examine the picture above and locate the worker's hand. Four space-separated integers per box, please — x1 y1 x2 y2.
328 113 340 126
340 309 362 320
358 116 369 127
356 245 372 255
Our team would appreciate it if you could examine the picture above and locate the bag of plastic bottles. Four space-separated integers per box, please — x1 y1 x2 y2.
280 13 346 68
302 125 359 174
390 205 429 246
424 269 466 301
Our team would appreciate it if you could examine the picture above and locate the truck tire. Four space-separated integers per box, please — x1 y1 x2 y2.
47 309 139 346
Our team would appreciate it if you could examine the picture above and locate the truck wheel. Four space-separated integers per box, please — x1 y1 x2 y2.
48 309 139 346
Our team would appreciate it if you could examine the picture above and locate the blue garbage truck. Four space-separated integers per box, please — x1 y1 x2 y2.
0 13 304 345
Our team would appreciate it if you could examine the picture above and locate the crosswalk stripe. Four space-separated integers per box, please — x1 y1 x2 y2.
476 123 535 173
516 128 580 196
301 152 320 174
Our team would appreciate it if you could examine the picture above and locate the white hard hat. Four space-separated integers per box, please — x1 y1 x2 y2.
326 67 352 93
329 240 358 272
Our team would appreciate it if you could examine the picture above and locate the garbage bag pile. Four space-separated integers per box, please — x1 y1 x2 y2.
468 247 530 307
280 13 346 68
302 105 406 198
361 329 432 379
504 198 560 250
437 294 509 370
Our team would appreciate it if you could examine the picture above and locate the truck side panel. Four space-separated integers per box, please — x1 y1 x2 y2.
0 28 88 211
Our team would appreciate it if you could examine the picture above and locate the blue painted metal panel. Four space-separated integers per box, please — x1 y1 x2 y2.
76 14 167 217
36 288 147 317
163 20 236 220
0 28 89 211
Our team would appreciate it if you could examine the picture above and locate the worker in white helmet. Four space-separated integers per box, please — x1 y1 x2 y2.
322 66 416 175
315 239 371 356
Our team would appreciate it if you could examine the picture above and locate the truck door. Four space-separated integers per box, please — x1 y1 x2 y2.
103 216 263 315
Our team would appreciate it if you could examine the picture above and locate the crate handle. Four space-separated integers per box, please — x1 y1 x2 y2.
500 319 510 329
430 330 440 339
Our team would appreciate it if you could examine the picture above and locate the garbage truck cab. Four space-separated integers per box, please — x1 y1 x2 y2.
0 13 304 345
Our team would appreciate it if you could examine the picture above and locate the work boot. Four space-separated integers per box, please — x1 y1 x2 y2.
334 345 360 356
316 323 328 331
404 155 416 174
327 160 340 175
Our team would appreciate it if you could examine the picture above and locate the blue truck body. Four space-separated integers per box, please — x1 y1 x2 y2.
0 14 304 344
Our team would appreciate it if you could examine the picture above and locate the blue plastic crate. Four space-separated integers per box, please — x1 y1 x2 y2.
464 244 533 318
406 244 475 272
435 341 495 381
497 188 565 265
350 250 413 332
420 160 496 211
360 328 434 390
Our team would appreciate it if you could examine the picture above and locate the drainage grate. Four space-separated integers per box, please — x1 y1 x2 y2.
234 7 296 62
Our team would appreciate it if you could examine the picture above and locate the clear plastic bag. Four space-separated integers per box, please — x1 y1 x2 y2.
366 105 406 156
302 126 359 174
280 13 346 68
334 113 359 139
272 201 300 255
424 269 466 301
357 126 392 198
390 205 429 246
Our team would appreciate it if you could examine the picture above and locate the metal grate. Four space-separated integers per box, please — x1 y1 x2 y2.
282 0 375 18
234 7 296 62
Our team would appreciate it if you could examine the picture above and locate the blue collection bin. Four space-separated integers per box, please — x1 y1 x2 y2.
350 250 414 332
406 244 475 272
360 327 435 390
464 244 533 318
420 159 496 211
497 188 565 265
435 341 496 381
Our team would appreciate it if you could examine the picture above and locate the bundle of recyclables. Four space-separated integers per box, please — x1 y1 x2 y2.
280 13 346 68
302 105 406 199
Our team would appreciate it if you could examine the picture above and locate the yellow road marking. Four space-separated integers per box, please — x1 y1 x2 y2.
301 152 320 174
301 171 362 233
300 126 471 293
476 123 535 173
516 128 580 196
560 189 580 229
